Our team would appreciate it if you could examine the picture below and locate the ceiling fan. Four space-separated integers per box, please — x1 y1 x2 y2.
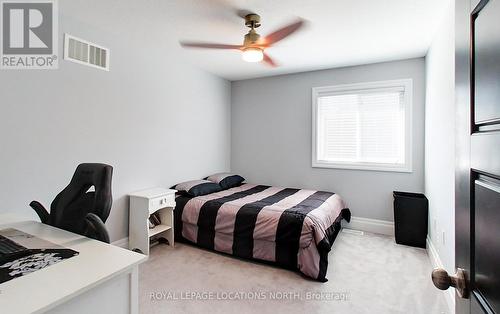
179 13 305 67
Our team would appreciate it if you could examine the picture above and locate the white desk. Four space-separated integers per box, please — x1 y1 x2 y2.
0 215 147 314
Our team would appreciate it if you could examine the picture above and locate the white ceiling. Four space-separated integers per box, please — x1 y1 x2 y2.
168 0 448 81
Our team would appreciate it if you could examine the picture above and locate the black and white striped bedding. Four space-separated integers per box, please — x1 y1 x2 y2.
174 183 350 282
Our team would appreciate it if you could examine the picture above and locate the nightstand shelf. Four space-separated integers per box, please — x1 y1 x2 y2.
148 224 171 237
129 188 176 255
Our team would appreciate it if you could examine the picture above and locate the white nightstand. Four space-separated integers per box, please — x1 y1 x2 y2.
129 188 176 255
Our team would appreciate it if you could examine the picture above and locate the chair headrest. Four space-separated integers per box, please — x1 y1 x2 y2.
50 163 113 226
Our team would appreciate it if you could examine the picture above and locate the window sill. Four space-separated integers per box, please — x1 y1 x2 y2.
312 161 413 173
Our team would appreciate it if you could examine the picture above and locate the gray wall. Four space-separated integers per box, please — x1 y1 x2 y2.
425 0 455 273
0 0 231 242
231 58 425 222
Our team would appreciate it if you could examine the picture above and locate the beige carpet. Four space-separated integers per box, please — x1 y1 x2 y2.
139 230 449 314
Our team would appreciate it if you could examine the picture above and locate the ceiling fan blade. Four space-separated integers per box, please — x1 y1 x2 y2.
180 42 242 50
262 52 278 67
263 18 306 46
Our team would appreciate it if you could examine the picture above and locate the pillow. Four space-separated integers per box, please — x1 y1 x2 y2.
173 180 222 197
206 173 245 190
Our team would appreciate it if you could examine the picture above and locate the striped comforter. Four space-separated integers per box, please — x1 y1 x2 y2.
174 184 351 282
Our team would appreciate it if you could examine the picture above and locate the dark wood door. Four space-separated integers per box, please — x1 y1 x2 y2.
454 0 500 313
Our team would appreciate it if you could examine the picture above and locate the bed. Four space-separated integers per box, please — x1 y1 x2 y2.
173 183 350 282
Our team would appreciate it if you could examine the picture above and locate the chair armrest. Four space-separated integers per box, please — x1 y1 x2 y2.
85 213 110 243
29 201 50 224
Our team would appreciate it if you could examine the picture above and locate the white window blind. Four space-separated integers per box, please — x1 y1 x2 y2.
312 80 412 172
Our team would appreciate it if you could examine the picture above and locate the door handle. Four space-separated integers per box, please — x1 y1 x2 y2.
431 268 469 299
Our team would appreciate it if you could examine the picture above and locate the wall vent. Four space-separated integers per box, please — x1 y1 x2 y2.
64 34 110 71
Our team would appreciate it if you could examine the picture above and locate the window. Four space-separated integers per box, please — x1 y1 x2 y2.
312 79 412 172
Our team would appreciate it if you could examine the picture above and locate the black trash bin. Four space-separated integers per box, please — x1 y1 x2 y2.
393 191 428 248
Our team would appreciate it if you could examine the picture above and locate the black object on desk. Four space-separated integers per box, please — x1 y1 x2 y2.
0 228 80 284
0 234 32 263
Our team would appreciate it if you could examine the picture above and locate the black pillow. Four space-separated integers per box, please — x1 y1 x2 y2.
173 180 222 197
206 173 245 190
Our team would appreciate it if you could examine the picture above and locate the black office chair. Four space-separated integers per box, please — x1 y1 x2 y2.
30 163 113 243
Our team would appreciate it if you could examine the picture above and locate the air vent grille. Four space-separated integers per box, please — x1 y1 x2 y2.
64 34 109 71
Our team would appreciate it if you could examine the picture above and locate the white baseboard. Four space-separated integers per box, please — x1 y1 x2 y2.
112 237 129 249
343 216 394 236
426 236 455 313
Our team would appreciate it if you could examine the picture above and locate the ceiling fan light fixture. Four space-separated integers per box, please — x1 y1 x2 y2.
179 13 305 68
242 47 263 63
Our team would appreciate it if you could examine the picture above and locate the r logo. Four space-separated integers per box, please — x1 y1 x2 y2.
2 2 53 54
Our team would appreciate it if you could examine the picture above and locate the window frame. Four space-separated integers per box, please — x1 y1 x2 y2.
311 79 413 173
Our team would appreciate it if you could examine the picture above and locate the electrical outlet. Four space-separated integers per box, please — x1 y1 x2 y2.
442 231 446 246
